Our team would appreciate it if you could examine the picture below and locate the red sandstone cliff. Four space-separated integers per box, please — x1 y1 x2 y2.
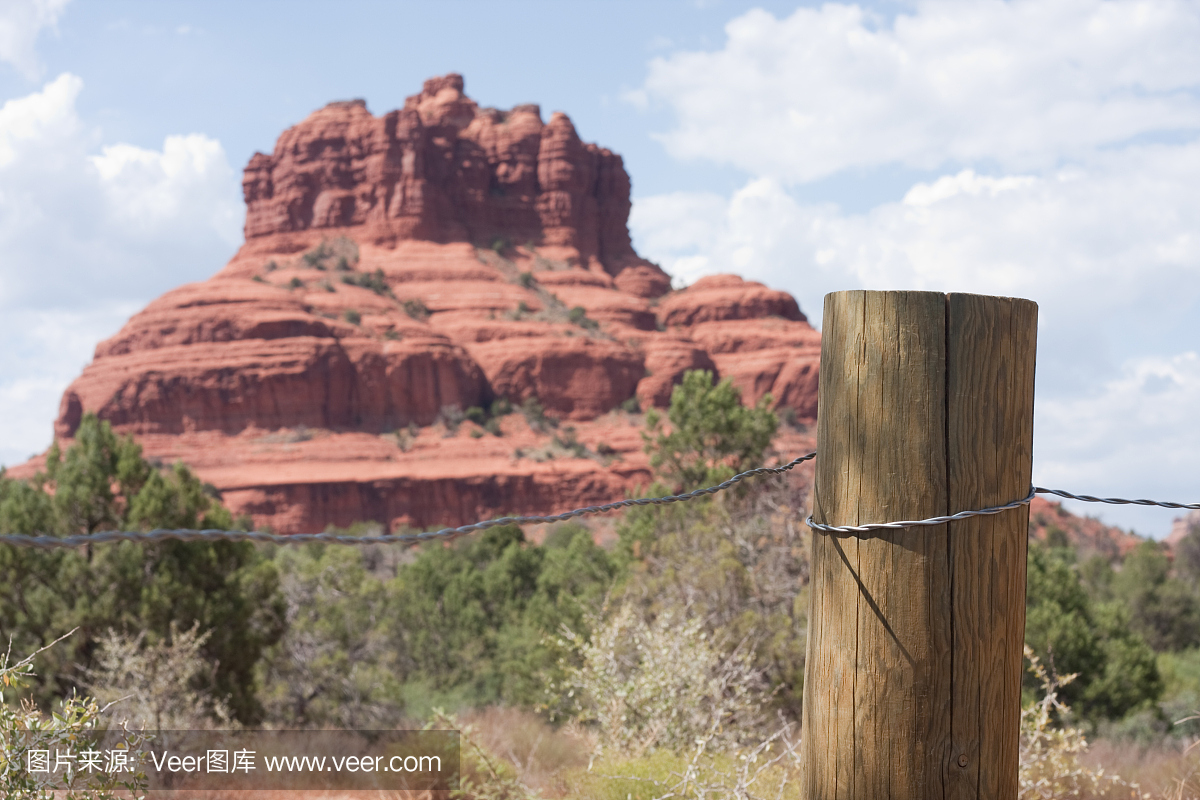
239 74 667 297
33 75 822 534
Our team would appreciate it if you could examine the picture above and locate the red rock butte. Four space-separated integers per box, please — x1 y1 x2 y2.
35 75 822 535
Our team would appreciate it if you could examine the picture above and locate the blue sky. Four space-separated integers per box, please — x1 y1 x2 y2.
0 0 809 197
2 0 1199 536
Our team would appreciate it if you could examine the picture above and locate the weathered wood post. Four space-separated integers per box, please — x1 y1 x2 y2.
800 290 1037 799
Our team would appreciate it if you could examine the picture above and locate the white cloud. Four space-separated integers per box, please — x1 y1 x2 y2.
639 0 1200 182
634 140 1200 377
90 135 239 239
0 74 241 466
0 0 68 79
1034 351 1200 534
631 142 1200 536
0 73 240 311
0 69 79 165
629 0 1200 537
630 190 729 284
0 304 137 468
901 170 1037 207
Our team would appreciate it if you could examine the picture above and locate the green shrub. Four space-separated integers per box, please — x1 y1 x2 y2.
383 329 401 341
552 427 588 459
517 271 534 288
334 237 359 265
299 237 358 271
386 524 616 709
568 306 599 330
490 397 513 417
1159 647 1200 704
343 309 361 325
1025 542 1162 720
302 240 331 268
643 369 777 490
613 471 811 719
554 603 767 753
465 406 487 426
520 396 553 432
288 277 303 290
256 543 403 728
86 622 234 729
402 298 430 320
340 268 391 296
0 413 285 724
438 404 465 435
1 633 151 799
1112 541 1200 652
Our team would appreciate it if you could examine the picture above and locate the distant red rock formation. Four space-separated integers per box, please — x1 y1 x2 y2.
1028 497 1146 559
1167 510 1200 550
241 74 668 297
38 75 823 534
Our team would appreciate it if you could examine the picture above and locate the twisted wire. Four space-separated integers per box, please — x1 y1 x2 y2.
1033 487 1200 511
805 486 1199 534
805 488 1037 534
0 453 817 550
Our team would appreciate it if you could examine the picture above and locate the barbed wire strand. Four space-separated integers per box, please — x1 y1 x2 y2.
0 453 818 550
807 485 1200 535
1 449 1196 546
805 488 1037 534
1032 487 1200 511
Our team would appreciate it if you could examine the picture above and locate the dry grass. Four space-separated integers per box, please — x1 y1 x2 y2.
14 614 1200 799
162 792 451 800
1083 742 1200 799
1018 646 1150 799
457 707 593 797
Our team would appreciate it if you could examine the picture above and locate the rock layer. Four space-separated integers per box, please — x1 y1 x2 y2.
241 74 668 296
38 75 823 534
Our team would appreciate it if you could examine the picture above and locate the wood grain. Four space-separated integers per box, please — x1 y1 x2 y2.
944 294 1037 799
800 290 1037 800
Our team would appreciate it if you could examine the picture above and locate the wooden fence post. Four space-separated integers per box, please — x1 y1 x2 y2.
800 290 1037 799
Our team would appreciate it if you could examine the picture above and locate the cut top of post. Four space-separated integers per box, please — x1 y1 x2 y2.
812 290 1038 532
